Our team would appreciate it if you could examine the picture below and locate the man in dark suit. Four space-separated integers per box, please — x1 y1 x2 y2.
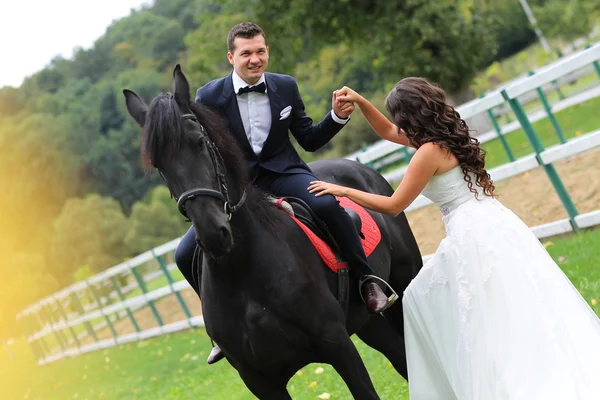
175 22 390 364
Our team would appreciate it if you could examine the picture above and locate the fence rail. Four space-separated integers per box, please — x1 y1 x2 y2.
16 41 600 366
348 44 600 173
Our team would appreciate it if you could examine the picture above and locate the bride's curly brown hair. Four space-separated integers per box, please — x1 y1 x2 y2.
385 77 495 198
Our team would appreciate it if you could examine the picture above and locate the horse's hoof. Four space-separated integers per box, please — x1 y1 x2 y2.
207 344 226 364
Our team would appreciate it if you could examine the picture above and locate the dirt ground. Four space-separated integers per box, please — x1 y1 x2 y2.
81 149 599 338
91 288 203 340
407 148 600 255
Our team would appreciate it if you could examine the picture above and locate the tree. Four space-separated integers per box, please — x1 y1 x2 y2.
125 186 189 254
50 194 130 284
0 114 79 338
531 0 600 42
0 251 59 339
100 9 186 71
225 0 497 91
473 0 537 63
184 12 250 86
100 89 125 135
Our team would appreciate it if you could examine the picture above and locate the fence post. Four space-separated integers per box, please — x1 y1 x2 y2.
70 290 98 343
529 71 567 144
40 301 67 355
109 275 141 334
131 264 164 328
52 293 81 349
594 60 600 78
551 80 565 100
585 45 600 78
484 100 515 162
87 280 119 341
16 312 44 363
502 89 579 231
29 307 52 359
152 251 193 323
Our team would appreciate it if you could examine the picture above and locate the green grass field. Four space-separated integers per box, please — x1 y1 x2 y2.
483 96 600 168
506 72 599 116
3 227 599 400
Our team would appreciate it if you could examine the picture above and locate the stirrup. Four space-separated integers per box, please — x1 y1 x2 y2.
358 275 399 310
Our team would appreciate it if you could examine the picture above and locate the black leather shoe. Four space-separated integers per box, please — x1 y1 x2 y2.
207 344 225 364
361 281 390 314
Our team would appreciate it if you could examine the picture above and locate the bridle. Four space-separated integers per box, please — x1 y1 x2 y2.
159 113 247 221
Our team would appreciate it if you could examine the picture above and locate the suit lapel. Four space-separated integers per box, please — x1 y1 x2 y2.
221 74 255 157
262 74 286 156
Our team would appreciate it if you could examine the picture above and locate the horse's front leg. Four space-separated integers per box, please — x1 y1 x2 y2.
318 323 380 400
235 366 292 400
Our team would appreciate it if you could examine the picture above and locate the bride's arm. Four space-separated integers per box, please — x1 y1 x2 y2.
308 144 439 216
335 87 410 146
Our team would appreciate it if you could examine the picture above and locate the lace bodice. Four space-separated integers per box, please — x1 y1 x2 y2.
421 166 478 216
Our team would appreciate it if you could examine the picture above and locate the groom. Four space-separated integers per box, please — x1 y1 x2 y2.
174 22 390 364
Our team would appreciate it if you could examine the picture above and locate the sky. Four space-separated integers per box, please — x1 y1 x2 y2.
0 0 152 88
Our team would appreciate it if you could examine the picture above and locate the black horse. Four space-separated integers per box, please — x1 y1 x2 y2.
123 65 422 399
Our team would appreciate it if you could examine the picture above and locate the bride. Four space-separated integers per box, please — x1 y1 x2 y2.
308 78 600 399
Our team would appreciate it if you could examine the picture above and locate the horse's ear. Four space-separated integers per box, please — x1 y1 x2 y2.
173 64 191 108
123 89 148 127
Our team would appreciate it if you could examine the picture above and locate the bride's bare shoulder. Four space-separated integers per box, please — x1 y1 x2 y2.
415 143 459 173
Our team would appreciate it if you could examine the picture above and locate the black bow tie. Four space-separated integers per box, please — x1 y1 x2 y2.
237 82 266 95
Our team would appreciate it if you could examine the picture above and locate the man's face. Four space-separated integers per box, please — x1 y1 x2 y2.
228 35 269 85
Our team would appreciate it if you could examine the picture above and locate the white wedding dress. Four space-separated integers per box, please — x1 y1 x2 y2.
402 166 600 399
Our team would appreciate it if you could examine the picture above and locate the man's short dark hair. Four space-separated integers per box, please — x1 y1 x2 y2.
227 22 267 54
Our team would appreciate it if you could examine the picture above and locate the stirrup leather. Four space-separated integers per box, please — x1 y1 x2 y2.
358 275 399 310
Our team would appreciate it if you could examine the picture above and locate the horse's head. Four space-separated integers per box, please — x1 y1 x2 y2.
123 65 246 257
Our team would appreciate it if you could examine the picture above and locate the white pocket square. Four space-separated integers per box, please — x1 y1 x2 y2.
279 106 292 120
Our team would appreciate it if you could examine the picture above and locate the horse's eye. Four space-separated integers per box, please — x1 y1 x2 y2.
197 137 206 149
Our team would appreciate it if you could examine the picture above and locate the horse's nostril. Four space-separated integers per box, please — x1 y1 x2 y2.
219 226 230 241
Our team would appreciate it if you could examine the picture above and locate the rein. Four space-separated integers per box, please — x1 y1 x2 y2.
159 112 247 221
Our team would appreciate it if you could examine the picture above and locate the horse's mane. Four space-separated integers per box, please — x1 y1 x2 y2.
141 93 283 232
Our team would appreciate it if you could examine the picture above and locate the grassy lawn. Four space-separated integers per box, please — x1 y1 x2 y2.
511 72 599 116
2 330 407 400
4 228 599 400
482 96 600 168
543 228 600 316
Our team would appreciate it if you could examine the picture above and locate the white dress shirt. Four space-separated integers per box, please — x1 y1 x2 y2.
232 71 271 156
232 70 349 156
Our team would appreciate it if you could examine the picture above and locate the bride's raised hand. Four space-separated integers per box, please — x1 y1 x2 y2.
336 86 363 105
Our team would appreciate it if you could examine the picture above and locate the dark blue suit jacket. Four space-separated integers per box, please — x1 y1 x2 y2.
195 72 345 175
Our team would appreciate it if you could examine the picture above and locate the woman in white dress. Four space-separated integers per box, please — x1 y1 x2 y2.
308 78 600 399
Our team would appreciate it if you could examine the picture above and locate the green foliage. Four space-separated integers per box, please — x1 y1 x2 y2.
125 187 189 254
231 0 498 91
532 0 600 42
471 42 556 94
472 0 537 63
73 265 95 282
185 12 249 86
102 10 186 71
50 194 130 284
0 252 59 338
